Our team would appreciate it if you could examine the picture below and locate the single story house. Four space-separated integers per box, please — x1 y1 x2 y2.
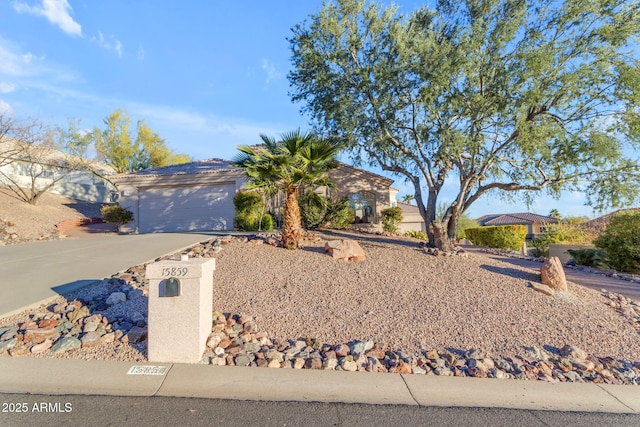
475 212 559 240
112 159 403 234
0 137 116 203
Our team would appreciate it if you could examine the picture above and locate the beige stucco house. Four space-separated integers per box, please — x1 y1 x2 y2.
112 159 403 234
476 212 559 240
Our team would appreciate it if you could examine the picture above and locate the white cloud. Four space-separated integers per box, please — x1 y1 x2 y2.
261 58 281 84
0 83 16 93
0 99 14 115
13 0 82 36
91 32 123 57
0 38 46 77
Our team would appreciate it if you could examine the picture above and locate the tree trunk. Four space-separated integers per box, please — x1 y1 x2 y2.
282 187 304 249
431 222 455 251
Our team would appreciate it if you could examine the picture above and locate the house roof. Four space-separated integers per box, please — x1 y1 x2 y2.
112 157 395 187
476 212 559 226
112 158 241 181
582 208 640 232
397 202 421 214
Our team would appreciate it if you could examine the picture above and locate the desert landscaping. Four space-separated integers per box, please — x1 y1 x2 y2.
0 198 639 384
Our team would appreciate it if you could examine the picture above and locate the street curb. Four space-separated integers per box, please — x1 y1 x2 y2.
0 357 638 413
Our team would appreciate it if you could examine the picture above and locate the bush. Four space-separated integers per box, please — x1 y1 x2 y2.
594 211 640 273
465 225 527 251
381 206 403 233
233 191 273 231
566 248 608 268
404 230 427 240
529 221 595 257
299 192 328 229
100 205 133 225
325 196 354 229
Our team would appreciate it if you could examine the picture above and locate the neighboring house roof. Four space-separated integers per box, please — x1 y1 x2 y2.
582 208 640 233
476 213 559 226
112 158 241 181
0 137 115 175
397 202 421 214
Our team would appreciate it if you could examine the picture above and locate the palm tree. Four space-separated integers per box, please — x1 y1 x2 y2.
233 129 341 249
401 194 414 204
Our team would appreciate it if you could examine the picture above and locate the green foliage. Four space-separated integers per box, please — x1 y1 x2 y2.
405 230 427 241
233 191 274 231
455 214 479 240
594 211 640 273
324 196 354 229
529 222 595 257
100 205 133 225
289 0 640 249
566 248 608 268
299 191 328 229
90 109 190 173
381 206 403 233
465 225 528 251
232 129 341 249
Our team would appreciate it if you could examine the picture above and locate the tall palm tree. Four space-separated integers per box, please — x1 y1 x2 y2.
233 129 341 249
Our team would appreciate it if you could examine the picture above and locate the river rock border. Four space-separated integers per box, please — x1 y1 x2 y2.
0 234 638 385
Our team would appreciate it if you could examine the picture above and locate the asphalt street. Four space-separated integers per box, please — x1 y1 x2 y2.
1 394 639 427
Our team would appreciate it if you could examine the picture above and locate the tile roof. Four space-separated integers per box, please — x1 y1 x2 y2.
476 213 559 226
112 158 241 180
397 202 421 214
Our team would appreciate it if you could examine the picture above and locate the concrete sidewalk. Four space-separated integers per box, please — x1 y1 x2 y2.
0 233 216 318
0 356 638 413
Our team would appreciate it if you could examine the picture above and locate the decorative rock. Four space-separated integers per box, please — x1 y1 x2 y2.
23 327 59 344
210 356 227 366
334 343 350 357
81 331 103 348
341 358 358 372
0 338 18 353
305 358 323 369
528 281 555 296
67 306 90 323
207 335 222 349
540 257 567 291
559 345 587 360
30 340 53 354
125 326 147 343
324 239 366 262
8 346 29 357
51 337 81 354
100 332 115 344
235 354 252 366
389 361 412 374
268 359 281 368
106 292 127 305
323 358 339 370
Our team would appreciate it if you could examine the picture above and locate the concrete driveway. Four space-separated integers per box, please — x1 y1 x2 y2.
0 233 216 318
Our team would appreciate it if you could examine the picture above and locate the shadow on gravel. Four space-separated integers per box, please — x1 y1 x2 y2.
480 264 540 282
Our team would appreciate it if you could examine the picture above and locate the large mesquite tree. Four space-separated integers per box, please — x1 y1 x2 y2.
289 0 640 250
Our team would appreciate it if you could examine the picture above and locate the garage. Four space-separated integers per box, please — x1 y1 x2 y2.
111 159 247 234
138 183 235 233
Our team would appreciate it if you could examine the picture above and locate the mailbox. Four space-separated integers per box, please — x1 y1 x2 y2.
160 278 181 297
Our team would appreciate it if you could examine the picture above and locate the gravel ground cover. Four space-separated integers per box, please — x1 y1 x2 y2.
1 230 638 382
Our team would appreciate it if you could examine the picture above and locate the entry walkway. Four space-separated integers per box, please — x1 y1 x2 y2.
463 245 640 301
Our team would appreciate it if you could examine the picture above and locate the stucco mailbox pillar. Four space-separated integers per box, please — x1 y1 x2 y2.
146 257 216 363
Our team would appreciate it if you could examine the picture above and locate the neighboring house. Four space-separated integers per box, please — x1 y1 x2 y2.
112 158 403 234
397 202 426 233
475 213 559 240
582 208 640 235
0 138 116 203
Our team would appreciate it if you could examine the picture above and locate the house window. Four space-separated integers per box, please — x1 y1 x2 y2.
348 191 376 223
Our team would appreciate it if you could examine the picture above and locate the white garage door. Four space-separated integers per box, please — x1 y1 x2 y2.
138 184 235 233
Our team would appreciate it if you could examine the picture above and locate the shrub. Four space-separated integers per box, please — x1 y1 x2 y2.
405 230 427 240
529 221 595 257
465 225 527 251
566 248 608 268
100 205 133 225
456 214 479 240
594 211 640 273
381 206 403 233
233 191 273 231
299 192 328 229
325 196 354 229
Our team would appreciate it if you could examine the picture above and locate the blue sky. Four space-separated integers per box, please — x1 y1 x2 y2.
0 0 610 219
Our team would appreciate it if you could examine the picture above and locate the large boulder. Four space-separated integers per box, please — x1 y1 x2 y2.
324 239 366 262
540 256 567 291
